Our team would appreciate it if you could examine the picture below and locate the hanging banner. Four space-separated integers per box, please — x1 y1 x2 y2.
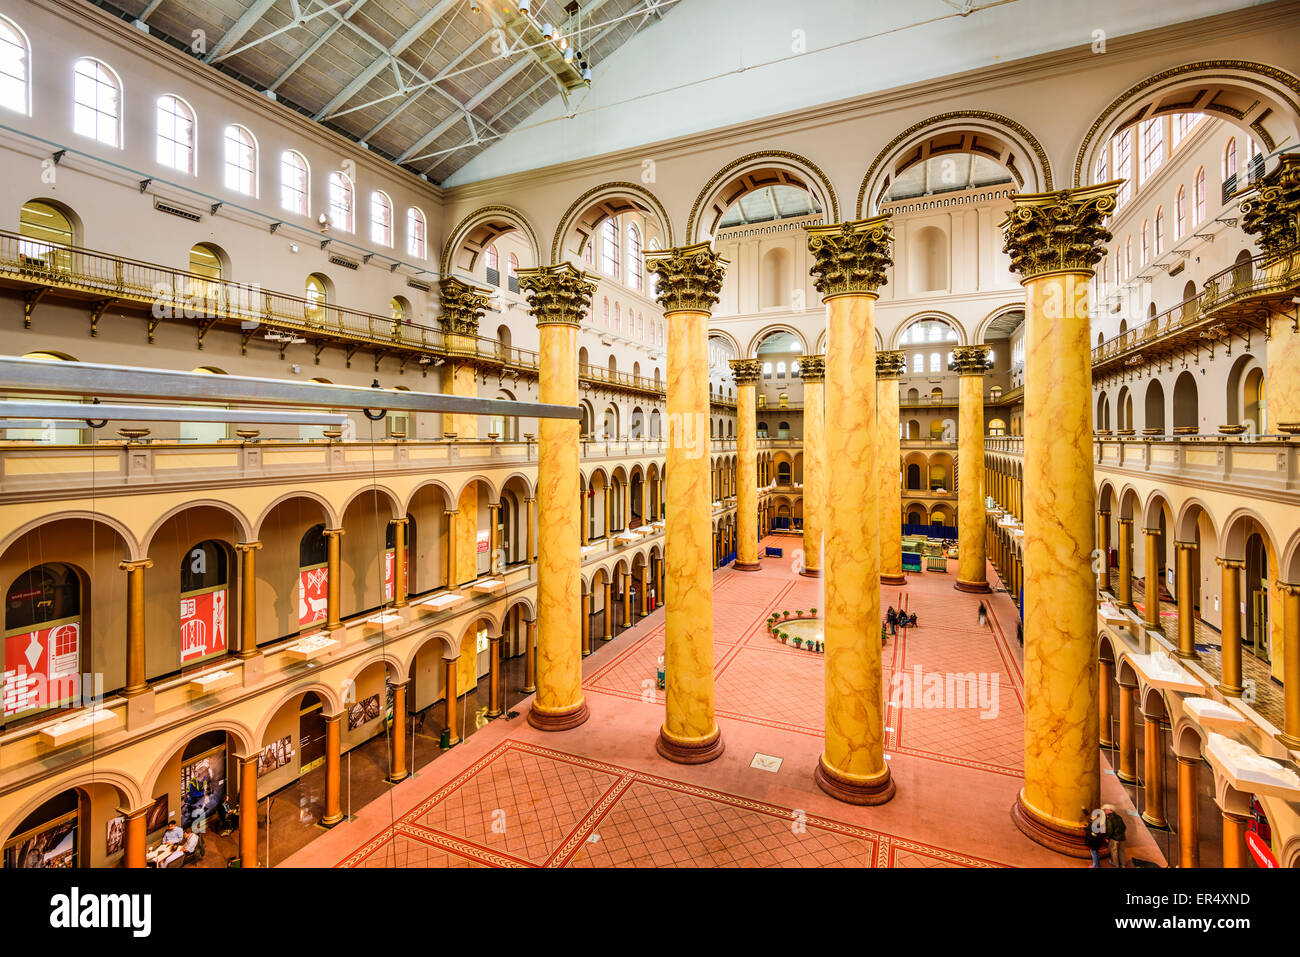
298 563 328 628
383 547 410 601
476 530 490 554
1245 830 1277 868
180 586 227 664
3 620 80 718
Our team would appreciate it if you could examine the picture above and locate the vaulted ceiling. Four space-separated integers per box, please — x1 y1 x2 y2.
90 0 680 183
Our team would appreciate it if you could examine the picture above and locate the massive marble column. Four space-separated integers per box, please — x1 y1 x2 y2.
390 518 408 608
388 680 409 782
1241 155 1300 427
800 355 826 579
438 278 490 439
877 350 906 585
522 617 537 694
647 242 727 765
1141 711 1169 829
953 345 991 593
324 528 344 629
321 713 343 826
1176 755 1200 868
730 358 762 571
519 263 596 732
236 756 259 866
1096 510 1111 593
1001 182 1117 855
807 216 895 805
443 655 460 746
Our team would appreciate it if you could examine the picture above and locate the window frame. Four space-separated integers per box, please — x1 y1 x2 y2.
370 190 393 247
223 124 258 197
0 16 31 117
155 94 196 175
280 150 310 217
72 57 122 148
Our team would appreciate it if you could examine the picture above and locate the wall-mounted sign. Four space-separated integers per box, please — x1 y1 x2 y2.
180 587 227 664
3 620 80 717
298 563 328 627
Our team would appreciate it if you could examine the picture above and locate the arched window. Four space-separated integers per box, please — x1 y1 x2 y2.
280 150 309 215
600 218 619 278
1140 117 1163 181
485 244 499 285
1223 138 1237 182
507 252 519 293
1192 167 1206 224
1112 129 1133 206
1174 185 1186 237
370 190 392 246
627 223 642 291
1124 236 1133 276
602 296 608 326
614 302 621 334
327 171 353 231
647 238 661 297
776 361 786 379
188 243 223 303
73 58 121 147
305 273 329 323
1154 207 1165 256
1140 220 1149 265
929 352 940 373
5 563 82 719
912 353 923 373
223 125 257 196
156 95 195 174
0 17 31 116
406 207 427 258
19 200 75 272
762 361 772 379
180 541 229 664
391 297 408 324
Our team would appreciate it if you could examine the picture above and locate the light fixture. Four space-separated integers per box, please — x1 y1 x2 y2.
470 0 479 11
563 46 574 62
519 0 530 12
582 66 592 83
542 22 554 38
318 212 329 230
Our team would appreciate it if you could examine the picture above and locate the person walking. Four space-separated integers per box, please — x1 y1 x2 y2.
1103 804 1127 868
887 606 898 636
977 601 987 627
1083 807 1107 868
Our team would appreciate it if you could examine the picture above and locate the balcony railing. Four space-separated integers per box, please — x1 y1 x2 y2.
578 363 665 396
0 229 542 371
1091 250 1300 368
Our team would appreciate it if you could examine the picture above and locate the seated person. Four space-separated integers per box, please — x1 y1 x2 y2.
163 821 184 845
908 612 918 627
181 828 203 866
216 798 238 834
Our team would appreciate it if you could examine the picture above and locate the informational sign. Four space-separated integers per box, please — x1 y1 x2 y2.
476 530 490 554
180 587 227 664
298 563 328 628
3 620 80 717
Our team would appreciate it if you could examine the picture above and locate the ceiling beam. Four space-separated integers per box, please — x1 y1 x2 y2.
357 31 497 139
203 0 279 63
267 0 370 92
313 0 461 120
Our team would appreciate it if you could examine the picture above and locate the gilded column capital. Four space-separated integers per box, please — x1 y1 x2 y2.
234 541 263 552
1000 181 1120 281
118 558 154 571
517 262 598 327
799 355 826 382
950 345 991 376
1116 516 1133 526
874 350 906 379
1142 526 1162 536
729 358 761 385
438 277 491 336
1216 556 1246 569
645 242 726 314
1240 154 1300 262
388 516 409 527
1275 580 1300 596
323 527 346 537
806 216 893 300
1174 540 1199 552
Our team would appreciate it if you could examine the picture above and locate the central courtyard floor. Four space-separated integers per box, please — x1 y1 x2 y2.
284 537 1164 868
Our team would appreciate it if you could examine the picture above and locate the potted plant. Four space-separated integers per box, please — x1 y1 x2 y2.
782 610 791 619
792 637 803 648
810 607 817 616
795 609 803 618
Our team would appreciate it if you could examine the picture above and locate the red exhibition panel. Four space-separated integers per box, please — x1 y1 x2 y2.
180 587 228 664
298 563 328 627
3 621 80 717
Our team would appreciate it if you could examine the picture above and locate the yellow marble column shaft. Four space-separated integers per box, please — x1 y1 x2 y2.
876 352 906 585
954 348 990 592
324 529 344 630
1175 541 1198 659
731 360 761 571
801 358 826 578
1218 558 1244 696
1280 582 1300 747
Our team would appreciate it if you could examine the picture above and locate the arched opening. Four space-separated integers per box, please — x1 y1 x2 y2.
908 225 949 292
1173 371 1199 432
1144 380 1166 432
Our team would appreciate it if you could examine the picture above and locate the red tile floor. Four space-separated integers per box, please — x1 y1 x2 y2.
284 539 1165 868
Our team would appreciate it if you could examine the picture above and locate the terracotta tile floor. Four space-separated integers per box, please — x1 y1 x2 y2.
284 544 1165 868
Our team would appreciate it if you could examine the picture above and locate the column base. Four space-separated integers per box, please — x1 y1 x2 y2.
1140 812 1170 831
733 560 763 572
385 771 409 786
1116 770 1141 785
527 699 590 732
799 568 822 579
521 684 537 694
486 707 502 718
1217 682 1244 698
880 573 906 586
1010 794 1091 859
814 755 895 806
1099 735 1115 750
1173 648 1199 661
954 579 992 594
656 726 724 765
319 813 344 829
1276 731 1300 750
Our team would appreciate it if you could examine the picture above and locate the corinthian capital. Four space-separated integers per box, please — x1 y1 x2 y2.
517 262 597 327
438 277 490 336
799 355 825 382
645 242 727 314
729 358 761 385
949 345 991 376
1000 182 1119 281
874 350 906 379
806 216 893 299
1240 155 1300 262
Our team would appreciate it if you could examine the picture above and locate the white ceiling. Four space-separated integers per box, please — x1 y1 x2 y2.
446 0 1270 186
